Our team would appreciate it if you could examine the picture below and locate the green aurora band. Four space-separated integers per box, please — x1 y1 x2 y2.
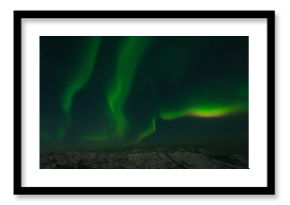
106 36 152 139
40 36 248 150
61 37 102 117
160 102 247 120
135 118 157 143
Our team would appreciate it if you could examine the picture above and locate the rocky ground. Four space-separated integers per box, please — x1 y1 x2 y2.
40 148 248 169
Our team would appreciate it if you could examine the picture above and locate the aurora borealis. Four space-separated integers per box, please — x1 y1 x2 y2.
40 36 248 155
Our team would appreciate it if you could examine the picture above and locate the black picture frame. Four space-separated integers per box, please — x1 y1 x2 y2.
14 10 275 195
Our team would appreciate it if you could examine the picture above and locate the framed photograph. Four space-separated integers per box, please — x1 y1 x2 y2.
14 10 275 195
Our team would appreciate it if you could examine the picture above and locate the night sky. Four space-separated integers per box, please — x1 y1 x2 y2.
40 36 248 155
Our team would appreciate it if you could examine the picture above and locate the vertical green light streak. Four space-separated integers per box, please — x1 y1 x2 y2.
107 37 152 138
135 118 156 143
61 37 102 117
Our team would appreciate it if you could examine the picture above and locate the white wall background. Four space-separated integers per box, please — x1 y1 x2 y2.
0 0 287 204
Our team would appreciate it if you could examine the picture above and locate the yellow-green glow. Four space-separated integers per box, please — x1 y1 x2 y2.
160 103 247 120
